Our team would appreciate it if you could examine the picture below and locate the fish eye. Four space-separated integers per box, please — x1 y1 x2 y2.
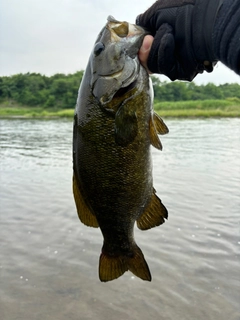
94 42 105 56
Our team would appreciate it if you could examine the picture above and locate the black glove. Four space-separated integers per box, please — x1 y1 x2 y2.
136 0 223 81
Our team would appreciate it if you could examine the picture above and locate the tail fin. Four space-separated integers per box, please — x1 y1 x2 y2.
99 244 151 282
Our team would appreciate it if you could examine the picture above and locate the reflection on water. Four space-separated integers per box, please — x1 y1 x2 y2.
0 118 240 320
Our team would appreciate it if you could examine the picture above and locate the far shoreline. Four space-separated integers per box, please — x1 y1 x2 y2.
1 99 240 119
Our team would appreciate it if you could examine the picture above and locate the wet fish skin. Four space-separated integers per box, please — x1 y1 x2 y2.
73 16 168 282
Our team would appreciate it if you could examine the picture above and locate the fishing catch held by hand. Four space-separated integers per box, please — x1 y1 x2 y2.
73 16 169 282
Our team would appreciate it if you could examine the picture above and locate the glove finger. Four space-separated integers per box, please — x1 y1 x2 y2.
147 23 179 80
136 0 195 31
148 23 200 81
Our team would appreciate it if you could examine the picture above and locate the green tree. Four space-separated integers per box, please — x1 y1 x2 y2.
1 70 239 108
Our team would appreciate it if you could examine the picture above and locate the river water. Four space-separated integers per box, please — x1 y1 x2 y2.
0 118 239 320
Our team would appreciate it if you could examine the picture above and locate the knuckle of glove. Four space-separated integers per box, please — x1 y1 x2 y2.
147 22 198 81
137 0 202 81
136 0 195 28
137 7 178 35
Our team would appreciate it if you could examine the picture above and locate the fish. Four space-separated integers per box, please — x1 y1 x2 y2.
72 16 169 282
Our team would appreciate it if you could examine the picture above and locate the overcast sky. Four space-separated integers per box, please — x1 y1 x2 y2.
1 0 240 85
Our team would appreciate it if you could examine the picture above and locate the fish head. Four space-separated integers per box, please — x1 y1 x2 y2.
90 16 147 106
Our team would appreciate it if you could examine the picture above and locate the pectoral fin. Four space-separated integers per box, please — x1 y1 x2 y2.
149 113 169 150
114 105 138 146
137 189 168 230
73 174 99 228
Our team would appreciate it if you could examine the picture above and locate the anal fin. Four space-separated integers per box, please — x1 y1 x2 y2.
73 174 99 228
137 189 168 230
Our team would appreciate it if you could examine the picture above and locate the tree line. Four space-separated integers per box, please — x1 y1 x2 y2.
151 76 240 101
0 72 240 109
0 71 84 109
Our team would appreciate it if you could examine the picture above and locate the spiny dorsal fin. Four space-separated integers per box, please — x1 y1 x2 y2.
137 189 168 230
73 174 99 228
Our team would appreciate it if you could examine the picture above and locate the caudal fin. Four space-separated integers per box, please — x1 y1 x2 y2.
99 244 151 282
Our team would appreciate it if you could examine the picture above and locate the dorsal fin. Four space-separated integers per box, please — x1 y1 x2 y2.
149 113 169 150
153 112 169 135
149 116 162 150
137 189 168 230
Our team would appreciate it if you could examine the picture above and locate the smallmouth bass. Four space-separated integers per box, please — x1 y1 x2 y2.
73 16 169 282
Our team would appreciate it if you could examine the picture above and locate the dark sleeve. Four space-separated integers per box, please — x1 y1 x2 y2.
213 0 240 75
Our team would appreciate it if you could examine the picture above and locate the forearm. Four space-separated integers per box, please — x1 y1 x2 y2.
213 0 240 75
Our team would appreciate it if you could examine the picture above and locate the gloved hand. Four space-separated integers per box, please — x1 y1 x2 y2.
136 0 223 81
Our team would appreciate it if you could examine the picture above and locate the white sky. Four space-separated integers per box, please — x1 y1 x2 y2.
1 0 240 85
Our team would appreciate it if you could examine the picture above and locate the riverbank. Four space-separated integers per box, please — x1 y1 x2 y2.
0 103 73 118
154 99 240 117
1 99 240 118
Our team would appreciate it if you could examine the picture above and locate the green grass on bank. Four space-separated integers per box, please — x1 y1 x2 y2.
0 103 74 118
154 99 240 117
1 99 240 118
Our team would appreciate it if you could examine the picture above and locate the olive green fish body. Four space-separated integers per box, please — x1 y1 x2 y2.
73 16 168 282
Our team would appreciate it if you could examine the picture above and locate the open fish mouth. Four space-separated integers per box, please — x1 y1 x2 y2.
107 15 145 41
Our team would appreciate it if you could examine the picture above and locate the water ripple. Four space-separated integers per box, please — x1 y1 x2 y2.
0 118 239 320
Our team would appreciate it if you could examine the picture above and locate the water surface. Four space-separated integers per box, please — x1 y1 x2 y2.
0 118 239 320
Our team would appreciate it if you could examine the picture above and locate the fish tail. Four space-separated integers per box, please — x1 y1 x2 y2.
127 244 152 281
99 244 151 282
